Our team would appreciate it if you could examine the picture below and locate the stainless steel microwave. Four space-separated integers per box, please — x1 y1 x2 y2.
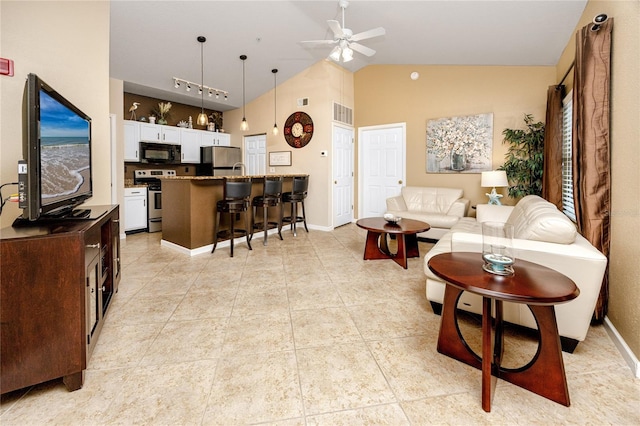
140 142 181 164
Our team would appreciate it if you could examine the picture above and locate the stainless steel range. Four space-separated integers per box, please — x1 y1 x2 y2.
133 169 176 233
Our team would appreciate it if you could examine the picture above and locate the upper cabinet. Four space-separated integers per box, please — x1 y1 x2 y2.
180 128 201 163
124 120 231 163
200 131 230 147
139 123 180 144
124 121 140 162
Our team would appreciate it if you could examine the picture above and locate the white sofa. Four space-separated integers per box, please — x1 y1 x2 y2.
386 187 469 240
423 195 607 352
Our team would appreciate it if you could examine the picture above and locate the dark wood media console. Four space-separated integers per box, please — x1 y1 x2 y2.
0 205 121 394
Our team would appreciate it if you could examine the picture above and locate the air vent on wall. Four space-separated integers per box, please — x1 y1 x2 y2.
333 101 353 126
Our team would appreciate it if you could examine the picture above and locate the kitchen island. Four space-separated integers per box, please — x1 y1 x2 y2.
161 175 307 253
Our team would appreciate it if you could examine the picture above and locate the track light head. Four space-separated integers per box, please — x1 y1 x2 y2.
174 79 180 88
186 83 191 92
593 13 608 24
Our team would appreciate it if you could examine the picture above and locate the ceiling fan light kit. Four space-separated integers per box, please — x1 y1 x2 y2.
301 0 385 63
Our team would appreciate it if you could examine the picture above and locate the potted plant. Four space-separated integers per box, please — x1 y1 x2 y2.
499 114 545 199
152 102 172 125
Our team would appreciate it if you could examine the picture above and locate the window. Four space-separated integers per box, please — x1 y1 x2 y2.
561 91 576 222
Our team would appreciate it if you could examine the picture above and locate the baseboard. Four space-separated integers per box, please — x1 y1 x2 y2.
604 316 640 378
160 228 286 256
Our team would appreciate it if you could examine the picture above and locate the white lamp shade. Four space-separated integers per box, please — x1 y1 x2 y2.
481 170 508 188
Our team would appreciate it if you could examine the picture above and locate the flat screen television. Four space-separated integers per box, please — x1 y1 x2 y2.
16 73 93 223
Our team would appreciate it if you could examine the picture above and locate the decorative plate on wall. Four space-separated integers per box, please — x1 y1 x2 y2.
284 111 314 148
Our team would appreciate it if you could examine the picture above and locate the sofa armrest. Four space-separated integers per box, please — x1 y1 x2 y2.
448 231 607 342
447 198 469 217
476 204 513 223
386 195 407 212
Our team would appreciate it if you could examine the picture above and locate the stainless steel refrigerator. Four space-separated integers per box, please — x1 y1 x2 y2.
197 146 242 176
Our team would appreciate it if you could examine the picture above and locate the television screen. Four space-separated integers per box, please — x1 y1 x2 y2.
39 90 91 206
17 73 93 223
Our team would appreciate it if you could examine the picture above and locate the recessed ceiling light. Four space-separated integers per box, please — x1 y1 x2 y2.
410 72 419 81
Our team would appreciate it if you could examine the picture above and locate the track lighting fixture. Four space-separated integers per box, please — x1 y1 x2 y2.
240 54 248 131
196 36 208 126
272 68 278 136
590 13 609 32
172 77 228 101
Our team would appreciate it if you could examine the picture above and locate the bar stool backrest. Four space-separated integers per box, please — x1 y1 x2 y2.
224 178 252 200
264 177 283 198
292 175 309 196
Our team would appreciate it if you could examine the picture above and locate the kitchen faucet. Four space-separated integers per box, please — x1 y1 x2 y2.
232 162 246 175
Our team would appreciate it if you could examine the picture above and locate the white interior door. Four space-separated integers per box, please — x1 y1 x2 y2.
244 134 266 175
333 124 354 227
358 123 406 218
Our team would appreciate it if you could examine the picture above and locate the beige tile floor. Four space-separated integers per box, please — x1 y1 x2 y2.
1 224 638 425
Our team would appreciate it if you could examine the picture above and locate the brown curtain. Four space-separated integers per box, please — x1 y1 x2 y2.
572 18 613 320
542 84 565 209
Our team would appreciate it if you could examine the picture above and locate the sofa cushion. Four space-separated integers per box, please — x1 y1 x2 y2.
505 195 577 244
402 187 464 214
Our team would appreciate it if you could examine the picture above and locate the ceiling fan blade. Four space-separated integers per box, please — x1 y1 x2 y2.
350 26 386 42
327 20 344 39
300 39 337 46
349 42 376 57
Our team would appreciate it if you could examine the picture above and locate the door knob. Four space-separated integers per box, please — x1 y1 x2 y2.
334 181 337 184
398 180 403 184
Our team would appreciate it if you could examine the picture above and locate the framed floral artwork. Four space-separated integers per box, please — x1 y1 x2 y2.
426 113 493 173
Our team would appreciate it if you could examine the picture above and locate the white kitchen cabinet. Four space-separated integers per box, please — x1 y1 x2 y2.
201 131 230 146
124 187 147 232
124 120 140 162
180 128 201 163
139 123 180 144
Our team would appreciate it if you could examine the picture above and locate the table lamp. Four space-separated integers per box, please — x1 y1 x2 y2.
481 170 508 205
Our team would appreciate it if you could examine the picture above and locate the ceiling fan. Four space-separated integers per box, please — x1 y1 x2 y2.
301 0 386 63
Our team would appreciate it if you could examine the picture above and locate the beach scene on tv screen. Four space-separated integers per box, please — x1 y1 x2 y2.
40 91 90 205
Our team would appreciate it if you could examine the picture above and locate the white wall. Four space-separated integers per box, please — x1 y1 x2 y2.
0 1 111 228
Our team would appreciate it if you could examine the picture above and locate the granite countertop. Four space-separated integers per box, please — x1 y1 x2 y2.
162 174 307 180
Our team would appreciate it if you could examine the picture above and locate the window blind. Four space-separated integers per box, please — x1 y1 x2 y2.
561 91 576 222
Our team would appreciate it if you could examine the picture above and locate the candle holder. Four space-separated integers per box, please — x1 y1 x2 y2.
482 222 515 276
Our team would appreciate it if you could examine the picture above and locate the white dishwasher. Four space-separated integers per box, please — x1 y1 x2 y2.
124 187 148 232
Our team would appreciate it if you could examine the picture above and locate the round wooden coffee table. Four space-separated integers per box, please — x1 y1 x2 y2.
356 217 430 269
428 252 579 412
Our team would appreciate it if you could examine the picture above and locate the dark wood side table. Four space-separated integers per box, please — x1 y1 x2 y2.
427 252 579 412
356 217 430 269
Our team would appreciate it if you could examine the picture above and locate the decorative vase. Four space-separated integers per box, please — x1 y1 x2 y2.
157 118 167 125
450 150 466 171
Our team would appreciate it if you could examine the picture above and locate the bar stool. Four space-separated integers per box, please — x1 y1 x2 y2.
212 177 253 257
251 176 283 245
282 175 309 237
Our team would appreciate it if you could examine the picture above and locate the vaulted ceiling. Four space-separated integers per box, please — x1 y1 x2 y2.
110 1 587 112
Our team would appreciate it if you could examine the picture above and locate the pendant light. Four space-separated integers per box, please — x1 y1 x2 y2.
196 36 209 127
240 54 248 131
272 68 278 136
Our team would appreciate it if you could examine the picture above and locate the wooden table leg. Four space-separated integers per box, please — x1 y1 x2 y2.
497 305 570 406
363 231 390 260
437 286 482 368
481 296 493 412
